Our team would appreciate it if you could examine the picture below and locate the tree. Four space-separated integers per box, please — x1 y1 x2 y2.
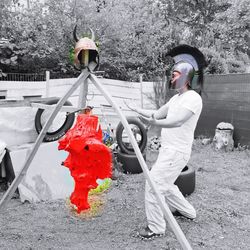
0 0 249 78
216 0 250 55
154 0 249 73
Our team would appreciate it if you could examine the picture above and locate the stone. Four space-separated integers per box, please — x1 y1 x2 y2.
212 122 234 151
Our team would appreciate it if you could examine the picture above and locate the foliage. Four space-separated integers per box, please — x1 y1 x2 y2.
89 178 112 195
0 41 20 72
226 59 246 73
1 0 77 74
216 0 250 55
0 0 249 79
202 48 229 74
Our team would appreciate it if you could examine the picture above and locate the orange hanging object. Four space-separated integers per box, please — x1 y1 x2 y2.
74 37 98 67
58 114 112 213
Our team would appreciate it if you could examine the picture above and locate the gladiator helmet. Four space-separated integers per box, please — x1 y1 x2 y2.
166 45 207 92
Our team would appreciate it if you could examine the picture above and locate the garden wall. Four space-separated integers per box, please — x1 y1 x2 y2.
196 73 250 146
141 74 250 147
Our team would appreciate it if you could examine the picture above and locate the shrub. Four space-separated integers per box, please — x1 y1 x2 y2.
201 47 228 74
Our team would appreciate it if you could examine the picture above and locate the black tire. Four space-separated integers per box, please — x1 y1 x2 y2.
35 98 75 142
174 165 195 196
116 117 147 154
117 149 146 174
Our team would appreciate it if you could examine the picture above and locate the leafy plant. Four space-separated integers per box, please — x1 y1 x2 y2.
89 178 112 195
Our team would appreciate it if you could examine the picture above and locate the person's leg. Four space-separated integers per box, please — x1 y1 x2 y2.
165 184 196 219
144 148 182 233
145 180 165 234
144 148 195 234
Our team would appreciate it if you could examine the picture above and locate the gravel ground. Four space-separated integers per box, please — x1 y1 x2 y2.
0 138 249 250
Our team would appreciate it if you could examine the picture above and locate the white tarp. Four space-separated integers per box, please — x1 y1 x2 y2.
0 106 72 147
0 140 6 163
0 139 7 178
0 107 38 147
9 141 74 202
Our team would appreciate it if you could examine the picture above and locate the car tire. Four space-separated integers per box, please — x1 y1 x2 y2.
116 149 146 174
174 165 195 196
35 98 75 142
116 117 147 154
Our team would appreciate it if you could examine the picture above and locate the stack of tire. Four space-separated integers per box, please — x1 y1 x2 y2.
115 117 147 174
115 117 196 196
35 97 75 142
174 165 196 196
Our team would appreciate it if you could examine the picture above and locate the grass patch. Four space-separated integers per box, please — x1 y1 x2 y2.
65 178 112 219
66 193 107 219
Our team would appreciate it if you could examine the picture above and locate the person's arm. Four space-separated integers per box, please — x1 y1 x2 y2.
125 101 169 119
139 106 193 128
132 108 154 118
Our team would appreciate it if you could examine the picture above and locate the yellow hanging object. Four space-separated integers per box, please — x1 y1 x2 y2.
83 50 89 67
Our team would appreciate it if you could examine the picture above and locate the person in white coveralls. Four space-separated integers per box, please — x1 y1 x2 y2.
126 45 207 240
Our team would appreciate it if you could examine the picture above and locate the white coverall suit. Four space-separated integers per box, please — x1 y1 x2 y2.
145 90 202 234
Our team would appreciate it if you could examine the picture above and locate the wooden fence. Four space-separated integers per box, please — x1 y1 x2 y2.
0 75 143 130
196 73 250 146
1 72 250 145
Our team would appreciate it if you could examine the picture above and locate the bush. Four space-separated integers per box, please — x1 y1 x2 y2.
201 47 228 74
226 59 246 73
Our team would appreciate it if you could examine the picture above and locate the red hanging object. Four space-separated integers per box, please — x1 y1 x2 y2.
58 114 112 213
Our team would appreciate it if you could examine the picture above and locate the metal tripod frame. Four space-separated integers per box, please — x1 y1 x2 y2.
0 64 192 250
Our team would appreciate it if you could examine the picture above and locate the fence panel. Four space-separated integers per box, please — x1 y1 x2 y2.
0 75 142 130
196 73 250 146
0 72 45 82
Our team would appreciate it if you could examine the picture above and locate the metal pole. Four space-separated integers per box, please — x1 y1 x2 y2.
46 71 50 97
139 74 143 108
78 49 90 109
0 67 92 211
89 73 192 250
78 78 89 108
